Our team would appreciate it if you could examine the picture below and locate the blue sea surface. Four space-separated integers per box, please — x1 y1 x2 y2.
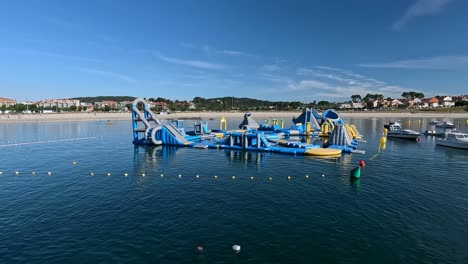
1 117 468 263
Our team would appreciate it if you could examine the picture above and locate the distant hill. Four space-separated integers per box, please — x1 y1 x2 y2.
71 96 136 103
193 96 305 111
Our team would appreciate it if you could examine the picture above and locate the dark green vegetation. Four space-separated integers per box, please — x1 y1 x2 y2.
3 92 466 113
71 96 136 104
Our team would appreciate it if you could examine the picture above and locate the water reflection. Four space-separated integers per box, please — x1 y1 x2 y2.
350 178 360 191
435 145 468 160
132 145 182 174
225 150 268 169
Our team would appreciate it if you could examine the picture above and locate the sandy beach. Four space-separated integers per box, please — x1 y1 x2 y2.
0 111 467 124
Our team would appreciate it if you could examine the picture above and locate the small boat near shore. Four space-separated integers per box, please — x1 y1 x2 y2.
435 131 468 150
384 122 420 140
423 130 446 137
436 121 456 129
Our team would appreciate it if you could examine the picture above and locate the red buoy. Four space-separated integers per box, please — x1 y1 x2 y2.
359 160 366 167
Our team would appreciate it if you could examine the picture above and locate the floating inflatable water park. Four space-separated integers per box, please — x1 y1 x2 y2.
131 98 365 156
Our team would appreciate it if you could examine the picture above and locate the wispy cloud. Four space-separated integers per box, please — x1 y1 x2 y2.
0 47 102 63
40 51 101 63
298 67 385 87
260 58 288 73
218 49 245 56
180 42 253 58
357 55 468 69
287 80 335 91
155 52 227 70
80 68 136 82
260 73 292 84
392 0 452 30
291 66 415 99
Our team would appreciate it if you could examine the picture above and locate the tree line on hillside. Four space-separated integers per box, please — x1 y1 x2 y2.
72 96 136 103
351 91 426 103
3 92 467 114
158 97 338 111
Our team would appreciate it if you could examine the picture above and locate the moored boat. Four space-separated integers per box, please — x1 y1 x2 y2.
384 122 420 140
423 130 446 137
436 121 456 129
435 131 468 150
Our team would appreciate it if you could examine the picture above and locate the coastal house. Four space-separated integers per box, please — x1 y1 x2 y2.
153 101 168 110
80 102 93 107
173 101 194 109
440 96 455 107
404 98 422 108
38 99 80 108
102 100 118 107
391 99 404 107
351 102 364 109
118 101 133 111
424 98 439 108
367 100 379 109
0 97 16 107
339 103 352 109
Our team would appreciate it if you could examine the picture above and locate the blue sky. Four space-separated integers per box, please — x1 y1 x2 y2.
1 0 467 102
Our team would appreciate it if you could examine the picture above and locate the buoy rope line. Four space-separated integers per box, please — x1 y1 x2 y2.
0 137 97 147
369 143 385 161
369 130 387 161
0 170 327 180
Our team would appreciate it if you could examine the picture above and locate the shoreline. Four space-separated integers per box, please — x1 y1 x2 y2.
0 111 467 124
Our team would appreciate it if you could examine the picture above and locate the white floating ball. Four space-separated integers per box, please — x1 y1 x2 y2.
142 173 145 176
15 171 19 175
232 245 241 252
90 172 94 176
107 172 111 176
196 175 200 178
124 173 128 176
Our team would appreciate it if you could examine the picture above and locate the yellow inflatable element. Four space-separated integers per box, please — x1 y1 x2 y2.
350 125 362 139
305 148 342 156
379 142 386 150
305 122 311 135
219 117 227 130
380 136 387 144
345 124 362 140
383 128 388 136
321 119 335 135
280 119 284 128
322 122 329 135
213 133 225 138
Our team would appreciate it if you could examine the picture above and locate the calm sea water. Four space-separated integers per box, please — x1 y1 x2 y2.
1 116 468 264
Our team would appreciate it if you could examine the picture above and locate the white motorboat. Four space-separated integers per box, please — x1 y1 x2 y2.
436 121 456 129
435 131 468 150
384 122 420 140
